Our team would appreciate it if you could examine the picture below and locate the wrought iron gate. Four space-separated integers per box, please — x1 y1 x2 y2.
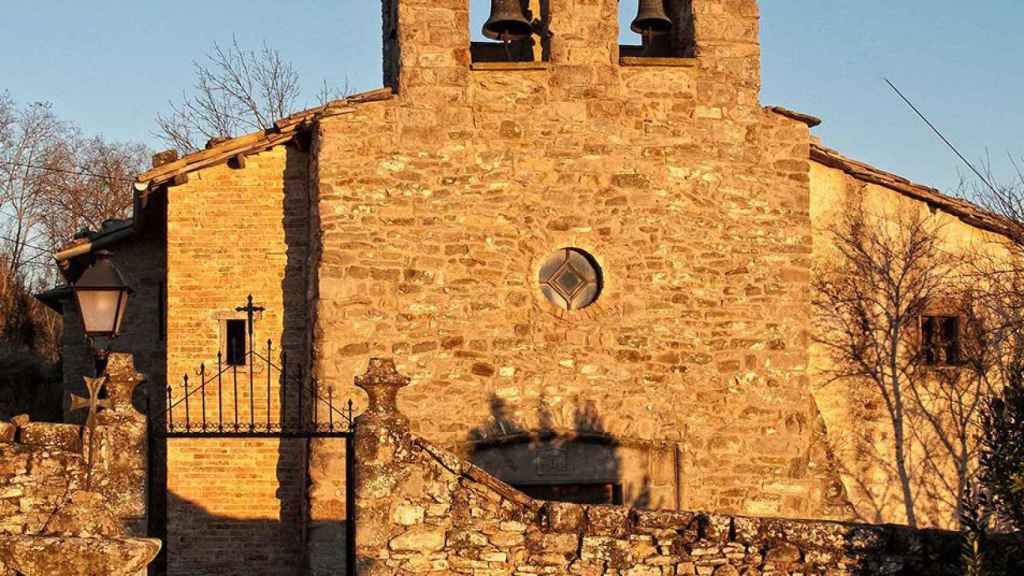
150 295 356 576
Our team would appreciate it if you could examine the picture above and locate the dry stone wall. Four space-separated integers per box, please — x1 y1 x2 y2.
0 354 158 576
353 359 1019 576
315 0 845 523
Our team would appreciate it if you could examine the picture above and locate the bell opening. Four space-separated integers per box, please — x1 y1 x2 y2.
472 0 547 64
619 0 695 59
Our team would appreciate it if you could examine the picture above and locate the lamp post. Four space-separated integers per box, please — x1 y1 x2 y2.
71 250 131 373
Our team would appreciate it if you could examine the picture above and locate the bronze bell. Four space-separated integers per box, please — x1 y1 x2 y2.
482 0 533 41
630 0 673 35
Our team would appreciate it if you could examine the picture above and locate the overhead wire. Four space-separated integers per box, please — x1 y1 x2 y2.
884 78 1000 197
0 160 135 255
0 160 138 183
0 232 53 255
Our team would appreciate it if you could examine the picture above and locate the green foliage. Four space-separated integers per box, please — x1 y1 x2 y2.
959 483 991 576
980 371 1024 532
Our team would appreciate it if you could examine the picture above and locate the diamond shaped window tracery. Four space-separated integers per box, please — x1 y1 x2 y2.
539 248 602 310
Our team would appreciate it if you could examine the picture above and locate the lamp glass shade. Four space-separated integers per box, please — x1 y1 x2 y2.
72 252 131 337
75 288 129 337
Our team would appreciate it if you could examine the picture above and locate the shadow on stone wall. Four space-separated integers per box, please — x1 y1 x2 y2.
162 490 306 576
466 393 660 508
353 359 1024 576
280 130 314 576
148 146 315 576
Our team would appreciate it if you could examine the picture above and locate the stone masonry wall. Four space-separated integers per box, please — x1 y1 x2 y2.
353 359 1021 576
807 163 1014 529
162 144 312 574
0 354 155 575
62 195 167 424
164 438 306 576
315 0 845 524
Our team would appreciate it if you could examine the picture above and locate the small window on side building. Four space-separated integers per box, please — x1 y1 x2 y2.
921 316 960 366
225 319 247 366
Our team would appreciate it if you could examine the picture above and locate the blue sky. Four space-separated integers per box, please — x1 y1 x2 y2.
1 1 1021 192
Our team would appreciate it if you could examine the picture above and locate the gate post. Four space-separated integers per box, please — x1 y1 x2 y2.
352 358 411 576
93 353 149 537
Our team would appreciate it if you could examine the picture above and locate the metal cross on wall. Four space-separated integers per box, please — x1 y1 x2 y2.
235 294 265 356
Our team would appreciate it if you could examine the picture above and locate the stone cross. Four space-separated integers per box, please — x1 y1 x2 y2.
70 375 111 487
70 375 111 432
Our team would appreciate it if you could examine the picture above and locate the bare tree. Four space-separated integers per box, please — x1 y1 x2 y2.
0 94 66 280
960 161 1024 532
155 38 302 154
813 191 958 528
0 94 148 278
34 134 148 247
0 93 146 362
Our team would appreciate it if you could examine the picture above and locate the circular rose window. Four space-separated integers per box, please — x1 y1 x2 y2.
538 248 603 310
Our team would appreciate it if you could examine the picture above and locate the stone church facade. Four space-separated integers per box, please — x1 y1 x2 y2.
41 1 1011 574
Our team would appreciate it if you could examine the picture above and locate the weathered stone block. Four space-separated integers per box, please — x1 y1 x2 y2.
17 423 80 451
586 505 631 537
0 423 14 444
389 525 446 552
541 501 584 533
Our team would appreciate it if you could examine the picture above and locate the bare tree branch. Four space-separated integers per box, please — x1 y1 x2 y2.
154 38 303 154
812 189 985 528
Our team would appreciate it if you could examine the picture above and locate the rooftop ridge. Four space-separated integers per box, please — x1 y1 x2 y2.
810 143 1018 239
136 87 394 191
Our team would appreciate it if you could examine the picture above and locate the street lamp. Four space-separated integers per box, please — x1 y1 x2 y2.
69 249 131 489
72 250 131 354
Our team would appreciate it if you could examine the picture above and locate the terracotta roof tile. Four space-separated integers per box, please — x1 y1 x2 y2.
768 106 822 128
136 87 393 192
810 143 1015 238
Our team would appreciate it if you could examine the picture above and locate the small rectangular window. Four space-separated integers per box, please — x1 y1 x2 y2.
225 319 247 366
922 316 960 366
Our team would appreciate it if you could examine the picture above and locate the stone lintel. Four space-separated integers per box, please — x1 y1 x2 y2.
619 56 698 67
470 61 550 72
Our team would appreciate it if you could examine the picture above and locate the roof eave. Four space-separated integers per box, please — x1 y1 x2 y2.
53 221 136 263
34 285 72 314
